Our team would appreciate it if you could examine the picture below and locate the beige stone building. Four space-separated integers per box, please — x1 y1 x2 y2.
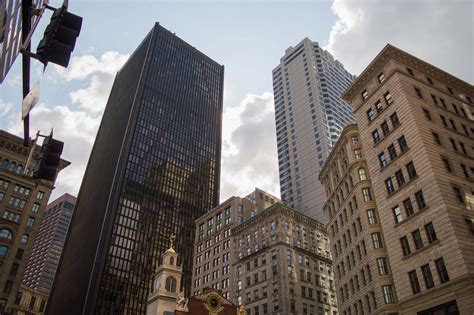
320 124 398 314
325 44 474 314
232 203 337 315
191 188 279 300
0 130 68 313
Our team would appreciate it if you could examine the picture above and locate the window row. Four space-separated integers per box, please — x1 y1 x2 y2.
391 190 427 225
378 136 409 168
407 67 472 104
384 161 417 194
371 112 400 144
1 159 24 174
408 257 449 294
400 222 437 256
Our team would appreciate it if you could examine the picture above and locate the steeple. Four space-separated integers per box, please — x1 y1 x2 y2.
146 234 183 315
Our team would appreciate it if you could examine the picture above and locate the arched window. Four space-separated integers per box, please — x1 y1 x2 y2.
8 161 16 172
169 256 174 266
0 245 8 257
15 165 23 174
0 229 12 240
1 160 9 170
165 276 177 292
20 234 29 244
358 168 367 181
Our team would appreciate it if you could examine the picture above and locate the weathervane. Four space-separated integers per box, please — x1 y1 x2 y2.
169 233 176 250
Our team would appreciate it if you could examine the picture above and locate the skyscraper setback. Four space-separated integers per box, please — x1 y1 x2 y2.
272 38 356 222
47 23 224 314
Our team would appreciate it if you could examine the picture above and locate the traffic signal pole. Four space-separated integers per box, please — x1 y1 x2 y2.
22 0 32 147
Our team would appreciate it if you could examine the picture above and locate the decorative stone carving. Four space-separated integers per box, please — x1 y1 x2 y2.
176 292 189 311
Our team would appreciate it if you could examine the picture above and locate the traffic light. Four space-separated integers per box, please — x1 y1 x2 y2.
36 5 82 67
31 135 64 181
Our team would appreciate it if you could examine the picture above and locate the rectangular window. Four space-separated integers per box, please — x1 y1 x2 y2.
440 115 448 127
32 203 40 213
449 138 457 151
385 177 394 194
435 258 449 283
412 229 424 249
414 87 423 98
421 264 435 289
426 77 433 85
372 130 380 143
409 270 421 294
395 170 405 187
27 217 35 227
354 149 362 159
3 281 13 294
406 161 417 179
367 209 377 224
431 94 438 105
398 136 408 152
36 191 45 200
415 190 426 209
460 164 469 178
459 142 467 155
381 121 390 135
378 73 385 83
452 186 464 204
376 258 389 275
442 157 452 172
388 144 397 159
371 233 383 249
423 108 432 120
393 206 402 223
384 91 393 105
362 89 369 100
407 68 414 75
367 108 376 121
382 285 395 304
432 132 441 145
375 100 383 112
400 236 411 256
390 113 400 127
404 198 414 216
425 222 437 243
378 152 387 168
362 188 373 202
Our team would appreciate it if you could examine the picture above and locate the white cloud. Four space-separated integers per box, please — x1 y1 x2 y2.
220 92 280 200
55 51 130 113
54 51 129 81
7 104 101 198
0 99 13 116
326 0 473 82
4 51 130 200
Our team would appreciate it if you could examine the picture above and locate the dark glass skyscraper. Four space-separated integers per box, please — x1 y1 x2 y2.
47 23 224 314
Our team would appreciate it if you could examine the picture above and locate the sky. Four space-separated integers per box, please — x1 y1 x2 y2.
1 0 473 202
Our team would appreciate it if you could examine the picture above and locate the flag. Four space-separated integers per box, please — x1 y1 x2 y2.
22 81 40 120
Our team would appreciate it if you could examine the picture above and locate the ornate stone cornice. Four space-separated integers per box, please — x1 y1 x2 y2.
342 44 473 102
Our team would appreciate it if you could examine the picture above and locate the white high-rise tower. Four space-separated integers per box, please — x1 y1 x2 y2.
272 38 356 222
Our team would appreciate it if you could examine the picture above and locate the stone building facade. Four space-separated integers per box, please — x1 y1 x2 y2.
329 44 474 314
191 188 279 300
232 203 337 315
320 124 398 314
0 130 68 313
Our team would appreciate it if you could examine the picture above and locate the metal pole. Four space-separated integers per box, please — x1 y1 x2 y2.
22 0 32 147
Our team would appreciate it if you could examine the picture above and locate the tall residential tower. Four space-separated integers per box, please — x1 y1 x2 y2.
272 38 356 222
47 23 224 314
